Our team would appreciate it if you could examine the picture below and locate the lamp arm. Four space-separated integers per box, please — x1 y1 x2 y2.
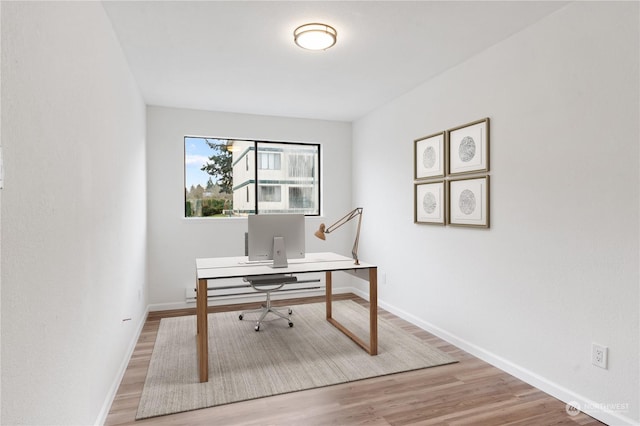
351 210 362 265
325 207 363 265
324 207 363 234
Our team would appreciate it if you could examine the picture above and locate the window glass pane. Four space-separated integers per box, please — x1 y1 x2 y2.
258 185 282 202
184 137 235 217
185 137 319 217
258 152 281 170
289 186 314 208
288 154 314 178
256 142 319 215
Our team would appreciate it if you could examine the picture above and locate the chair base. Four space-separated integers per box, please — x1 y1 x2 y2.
239 292 293 331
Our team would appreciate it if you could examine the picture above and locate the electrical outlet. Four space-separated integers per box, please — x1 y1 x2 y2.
592 343 608 369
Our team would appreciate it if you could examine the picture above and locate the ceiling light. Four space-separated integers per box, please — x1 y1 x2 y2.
293 23 337 51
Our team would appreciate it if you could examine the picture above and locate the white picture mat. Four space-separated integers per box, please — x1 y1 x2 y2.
449 177 488 225
449 121 487 174
415 133 444 179
415 182 445 223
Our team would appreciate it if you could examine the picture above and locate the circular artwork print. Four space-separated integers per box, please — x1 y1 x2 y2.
459 136 476 162
422 192 437 214
459 189 476 215
422 146 436 169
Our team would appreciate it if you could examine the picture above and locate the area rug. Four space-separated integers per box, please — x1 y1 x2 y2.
136 300 457 419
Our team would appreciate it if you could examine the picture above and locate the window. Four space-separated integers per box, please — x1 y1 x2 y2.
185 137 320 217
288 154 314 178
258 152 281 170
289 186 314 208
259 185 282 202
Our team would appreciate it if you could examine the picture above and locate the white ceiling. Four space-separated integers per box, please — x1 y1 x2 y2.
102 1 568 122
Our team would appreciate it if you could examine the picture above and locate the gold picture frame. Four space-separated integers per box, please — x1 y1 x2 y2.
448 176 489 228
414 131 446 180
447 118 489 176
414 180 446 225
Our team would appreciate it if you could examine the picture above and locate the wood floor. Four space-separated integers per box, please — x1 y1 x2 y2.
105 294 604 426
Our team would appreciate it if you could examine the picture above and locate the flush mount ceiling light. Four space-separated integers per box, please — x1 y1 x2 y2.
293 23 337 51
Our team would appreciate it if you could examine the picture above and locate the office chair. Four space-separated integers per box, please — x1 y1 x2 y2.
239 274 297 331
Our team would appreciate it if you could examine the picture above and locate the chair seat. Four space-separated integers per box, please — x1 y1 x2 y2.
239 275 296 331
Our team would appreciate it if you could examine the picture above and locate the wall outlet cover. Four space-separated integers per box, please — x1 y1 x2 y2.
592 343 608 369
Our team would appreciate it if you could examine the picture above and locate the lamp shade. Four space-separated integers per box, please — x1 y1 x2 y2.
314 223 327 240
294 23 337 51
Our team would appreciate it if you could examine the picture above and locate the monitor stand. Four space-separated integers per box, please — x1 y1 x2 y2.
272 236 288 268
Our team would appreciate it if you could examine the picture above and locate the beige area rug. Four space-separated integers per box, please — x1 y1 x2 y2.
136 300 457 419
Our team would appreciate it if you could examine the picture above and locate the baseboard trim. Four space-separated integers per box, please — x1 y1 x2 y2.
377 299 638 426
94 306 150 426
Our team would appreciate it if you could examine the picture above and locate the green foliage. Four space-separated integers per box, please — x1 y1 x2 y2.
200 139 232 194
201 198 226 216
185 183 233 217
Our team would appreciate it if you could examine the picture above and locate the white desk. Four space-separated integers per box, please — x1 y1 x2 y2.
195 252 378 382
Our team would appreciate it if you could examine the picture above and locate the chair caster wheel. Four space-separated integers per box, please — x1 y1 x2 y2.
288 322 294 327
288 309 293 315
239 314 244 320
255 325 260 332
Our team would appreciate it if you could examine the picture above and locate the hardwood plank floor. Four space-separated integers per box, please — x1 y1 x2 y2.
105 294 604 426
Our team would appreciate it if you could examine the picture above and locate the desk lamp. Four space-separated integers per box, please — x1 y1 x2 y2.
314 207 363 265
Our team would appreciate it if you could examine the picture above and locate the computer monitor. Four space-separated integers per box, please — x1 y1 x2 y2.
247 214 306 268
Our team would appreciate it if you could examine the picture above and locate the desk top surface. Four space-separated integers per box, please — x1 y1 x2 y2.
196 252 375 280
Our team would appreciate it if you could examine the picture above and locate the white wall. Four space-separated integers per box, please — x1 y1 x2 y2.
146 106 354 308
354 2 639 425
0 3 3 418
1 3 147 425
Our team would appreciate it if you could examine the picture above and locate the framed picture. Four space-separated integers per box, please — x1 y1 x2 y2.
448 118 489 176
414 180 446 225
448 176 489 228
414 131 445 180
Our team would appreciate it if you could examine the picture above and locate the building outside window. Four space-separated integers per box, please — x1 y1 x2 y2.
259 185 282 202
258 152 281 170
289 186 314 209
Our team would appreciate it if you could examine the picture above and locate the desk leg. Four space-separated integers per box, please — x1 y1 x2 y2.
325 267 378 356
196 278 209 383
325 271 332 320
369 267 378 355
